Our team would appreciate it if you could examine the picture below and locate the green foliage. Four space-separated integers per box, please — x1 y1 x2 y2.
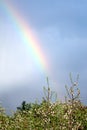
0 76 87 129
17 101 32 112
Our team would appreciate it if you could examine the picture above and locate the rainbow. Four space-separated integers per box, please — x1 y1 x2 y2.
1 0 49 74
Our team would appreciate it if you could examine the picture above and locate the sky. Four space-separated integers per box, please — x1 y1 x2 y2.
0 0 87 113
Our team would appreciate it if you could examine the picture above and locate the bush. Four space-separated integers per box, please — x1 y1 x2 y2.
0 76 87 129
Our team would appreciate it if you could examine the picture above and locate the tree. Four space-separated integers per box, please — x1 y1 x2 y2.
43 77 57 103
64 73 86 130
17 101 32 111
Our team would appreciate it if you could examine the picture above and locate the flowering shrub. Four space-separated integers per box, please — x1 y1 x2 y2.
0 76 87 130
